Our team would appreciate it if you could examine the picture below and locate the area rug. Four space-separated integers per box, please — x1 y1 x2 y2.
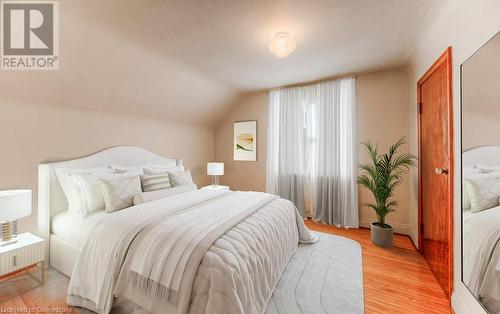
265 231 364 314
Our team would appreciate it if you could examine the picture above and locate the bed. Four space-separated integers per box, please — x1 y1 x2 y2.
462 146 500 312
37 146 317 314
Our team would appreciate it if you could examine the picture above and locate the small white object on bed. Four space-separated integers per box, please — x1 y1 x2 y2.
37 146 182 274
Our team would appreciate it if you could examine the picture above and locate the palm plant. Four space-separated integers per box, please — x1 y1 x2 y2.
358 137 416 228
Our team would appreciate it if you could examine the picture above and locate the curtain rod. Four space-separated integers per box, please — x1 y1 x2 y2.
267 66 405 91
268 75 358 92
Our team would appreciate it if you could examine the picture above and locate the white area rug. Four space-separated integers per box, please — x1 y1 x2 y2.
265 231 364 314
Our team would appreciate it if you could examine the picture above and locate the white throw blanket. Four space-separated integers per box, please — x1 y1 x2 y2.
67 189 318 314
127 192 277 309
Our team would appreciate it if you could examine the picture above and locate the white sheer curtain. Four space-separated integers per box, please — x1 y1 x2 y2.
266 77 358 227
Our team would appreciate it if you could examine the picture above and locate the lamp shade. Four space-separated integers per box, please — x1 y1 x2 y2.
207 162 224 176
0 190 32 222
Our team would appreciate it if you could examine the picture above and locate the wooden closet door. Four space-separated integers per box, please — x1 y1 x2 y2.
418 47 454 299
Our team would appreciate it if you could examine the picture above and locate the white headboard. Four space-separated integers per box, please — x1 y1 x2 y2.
37 146 182 263
463 146 500 167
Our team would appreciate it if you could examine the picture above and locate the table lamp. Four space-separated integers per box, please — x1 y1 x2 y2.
207 162 224 186
0 189 32 246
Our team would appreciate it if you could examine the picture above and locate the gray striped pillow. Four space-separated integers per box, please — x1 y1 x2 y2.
140 174 172 192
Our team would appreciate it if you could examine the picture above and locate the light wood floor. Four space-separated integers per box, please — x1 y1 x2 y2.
0 224 452 313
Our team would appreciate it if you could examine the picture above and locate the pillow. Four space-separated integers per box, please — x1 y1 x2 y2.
463 171 500 210
55 166 113 215
141 174 172 192
133 184 198 205
465 175 500 212
463 166 480 177
100 175 142 212
148 163 184 170
167 170 193 187
143 165 184 175
111 165 144 174
76 170 142 214
463 167 480 210
479 166 500 174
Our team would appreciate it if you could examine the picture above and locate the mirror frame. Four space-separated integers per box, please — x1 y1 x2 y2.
460 30 500 313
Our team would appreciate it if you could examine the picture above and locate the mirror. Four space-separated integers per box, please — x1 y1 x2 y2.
462 31 500 313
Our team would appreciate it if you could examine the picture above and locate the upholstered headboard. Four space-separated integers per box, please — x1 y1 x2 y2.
37 146 182 263
463 146 500 167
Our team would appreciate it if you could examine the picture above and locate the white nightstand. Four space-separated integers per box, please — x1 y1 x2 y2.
201 185 230 190
0 232 45 284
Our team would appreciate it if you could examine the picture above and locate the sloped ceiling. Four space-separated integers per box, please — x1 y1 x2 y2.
0 0 433 126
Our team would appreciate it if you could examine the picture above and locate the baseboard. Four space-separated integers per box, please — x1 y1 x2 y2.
359 217 412 236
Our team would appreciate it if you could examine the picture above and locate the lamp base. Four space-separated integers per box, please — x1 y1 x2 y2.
1 220 18 246
211 176 220 186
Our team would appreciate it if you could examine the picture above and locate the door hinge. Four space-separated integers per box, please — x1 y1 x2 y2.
418 102 423 114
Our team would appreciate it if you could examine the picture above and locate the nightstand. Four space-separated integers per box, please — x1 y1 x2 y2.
201 185 230 190
0 232 45 284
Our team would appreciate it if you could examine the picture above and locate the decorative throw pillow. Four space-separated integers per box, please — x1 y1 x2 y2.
55 166 113 216
99 176 142 212
465 175 500 212
479 166 500 174
133 184 198 205
148 164 184 170
167 170 193 187
111 165 144 174
143 165 184 175
141 174 172 192
76 170 143 215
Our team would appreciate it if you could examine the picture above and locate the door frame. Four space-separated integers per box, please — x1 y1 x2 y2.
417 47 454 299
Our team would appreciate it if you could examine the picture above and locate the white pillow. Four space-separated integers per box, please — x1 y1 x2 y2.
167 170 193 187
133 184 197 205
465 174 500 212
463 166 480 177
76 170 142 215
143 165 184 175
479 166 500 174
100 176 142 212
111 165 144 174
55 166 113 215
148 163 183 170
462 166 481 210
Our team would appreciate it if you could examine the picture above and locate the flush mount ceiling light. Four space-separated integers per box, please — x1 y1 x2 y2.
268 31 296 58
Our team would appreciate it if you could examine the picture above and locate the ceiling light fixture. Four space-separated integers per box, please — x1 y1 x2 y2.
268 31 296 58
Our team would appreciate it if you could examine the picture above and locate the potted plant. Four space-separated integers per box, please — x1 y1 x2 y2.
358 137 416 248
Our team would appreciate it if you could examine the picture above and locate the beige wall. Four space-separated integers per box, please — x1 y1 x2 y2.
357 70 411 233
407 0 500 312
462 33 500 150
214 69 412 234
215 93 268 192
0 101 213 233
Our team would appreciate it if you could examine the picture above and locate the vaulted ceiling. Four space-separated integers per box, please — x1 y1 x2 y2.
0 0 434 126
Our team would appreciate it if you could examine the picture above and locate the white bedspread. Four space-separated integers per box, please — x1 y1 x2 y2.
67 189 317 314
464 206 500 312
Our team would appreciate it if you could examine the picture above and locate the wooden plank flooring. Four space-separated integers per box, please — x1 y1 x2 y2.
306 221 452 314
0 223 452 313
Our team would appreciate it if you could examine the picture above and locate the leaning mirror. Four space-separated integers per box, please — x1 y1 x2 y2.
462 31 500 313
